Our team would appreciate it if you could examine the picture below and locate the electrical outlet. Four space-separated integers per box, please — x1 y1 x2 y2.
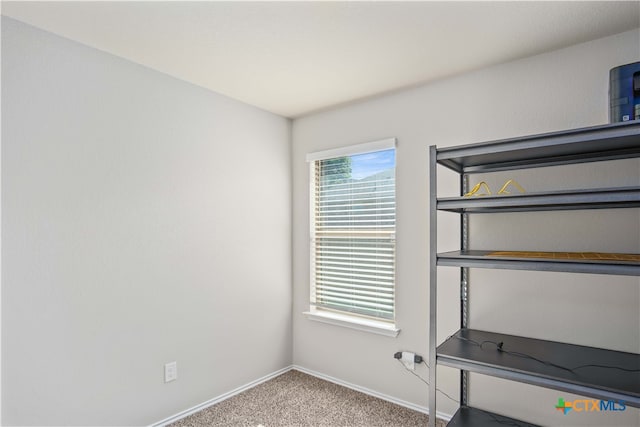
164 361 177 383
401 351 415 370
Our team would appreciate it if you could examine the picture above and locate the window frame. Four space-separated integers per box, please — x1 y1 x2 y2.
304 138 399 337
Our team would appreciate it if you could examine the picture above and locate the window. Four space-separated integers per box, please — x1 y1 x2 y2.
306 139 396 331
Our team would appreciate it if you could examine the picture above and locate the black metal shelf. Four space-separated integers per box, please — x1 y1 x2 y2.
436 121 640 173
438 329 640 408
437 186 640 213
446 406 539 427
437 250 639 276
429 122 640 427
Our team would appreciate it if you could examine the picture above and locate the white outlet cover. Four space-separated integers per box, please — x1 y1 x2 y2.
165 361 177 382
401 352 415 371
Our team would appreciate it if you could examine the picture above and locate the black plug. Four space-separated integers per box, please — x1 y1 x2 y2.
414 354 423 364
497 342 504 352
393 351 402 359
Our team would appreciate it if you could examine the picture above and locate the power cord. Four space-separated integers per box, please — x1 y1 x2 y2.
395 359 458 404
453 336 573 373
571 363 640 373
452 335 640 373
400 358 532 426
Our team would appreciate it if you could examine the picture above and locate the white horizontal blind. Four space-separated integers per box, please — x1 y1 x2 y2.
310 144 396 321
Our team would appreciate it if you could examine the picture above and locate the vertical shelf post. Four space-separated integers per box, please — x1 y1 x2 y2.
428 146 438 427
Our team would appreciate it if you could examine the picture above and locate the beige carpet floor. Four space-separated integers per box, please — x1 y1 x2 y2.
170 369 446 427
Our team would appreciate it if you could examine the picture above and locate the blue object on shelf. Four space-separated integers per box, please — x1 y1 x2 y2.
610 61 640 123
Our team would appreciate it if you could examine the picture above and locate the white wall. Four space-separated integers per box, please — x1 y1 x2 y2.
2 17 291 426
292 28 640 426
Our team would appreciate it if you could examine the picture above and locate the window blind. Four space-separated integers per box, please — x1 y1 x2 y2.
309 144 396 321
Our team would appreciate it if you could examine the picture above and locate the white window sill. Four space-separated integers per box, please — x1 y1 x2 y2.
303 310 400 338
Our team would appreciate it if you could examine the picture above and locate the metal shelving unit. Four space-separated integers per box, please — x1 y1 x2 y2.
428 121 640 427
438 329 640 407
437 250 639 276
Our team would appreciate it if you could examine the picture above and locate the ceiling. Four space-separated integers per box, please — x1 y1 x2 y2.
2 1 639 118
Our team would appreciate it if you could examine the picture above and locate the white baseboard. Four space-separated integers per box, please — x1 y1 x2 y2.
151 364 453 426
292 365 453 423
150 365 293 427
